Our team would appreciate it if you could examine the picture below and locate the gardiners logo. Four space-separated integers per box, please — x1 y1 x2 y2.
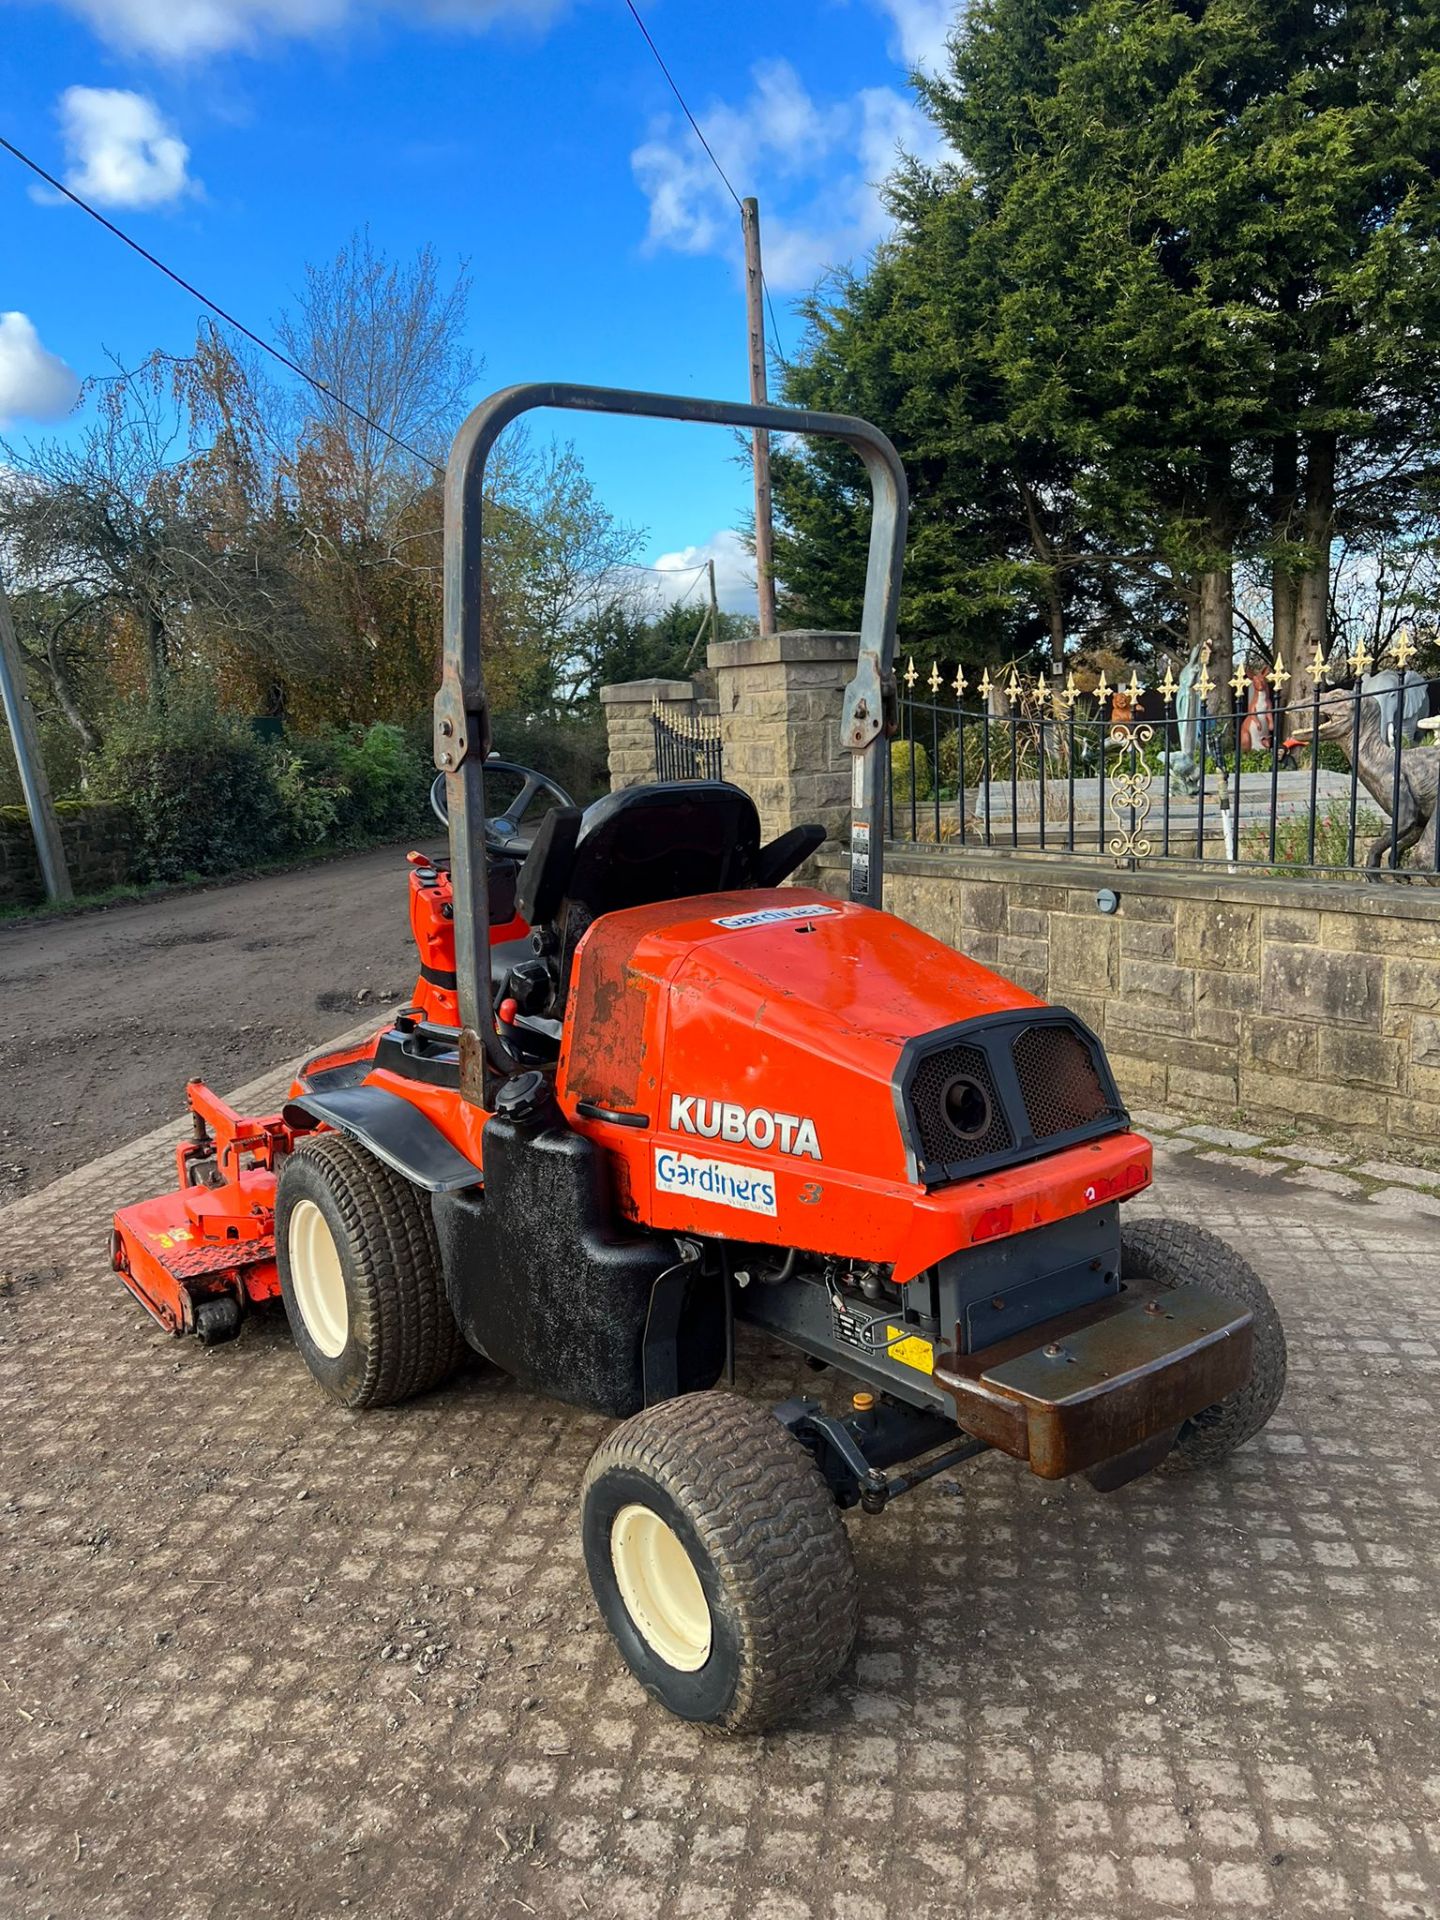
668 1095 821 1161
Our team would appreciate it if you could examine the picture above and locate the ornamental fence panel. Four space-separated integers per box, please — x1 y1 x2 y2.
888 644 1440 881
652 702 723 783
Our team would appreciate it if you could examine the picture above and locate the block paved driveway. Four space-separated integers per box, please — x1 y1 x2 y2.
2 1053 1437 1920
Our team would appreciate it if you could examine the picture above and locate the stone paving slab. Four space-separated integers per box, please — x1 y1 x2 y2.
1139 1113 1440 1217
2 1089 1438 1919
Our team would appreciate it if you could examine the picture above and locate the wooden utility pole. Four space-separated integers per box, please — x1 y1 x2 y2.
0 573 72 903
741 197 777 637
684 558 720 669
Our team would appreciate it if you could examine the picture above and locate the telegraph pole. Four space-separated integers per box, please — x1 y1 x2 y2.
0 573 72 903
684 559 720 670
741 197 777 637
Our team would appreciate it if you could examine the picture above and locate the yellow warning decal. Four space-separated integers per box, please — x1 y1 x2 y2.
886 1325 935 1375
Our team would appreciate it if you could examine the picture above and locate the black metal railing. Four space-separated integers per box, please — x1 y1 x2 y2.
887 650 1440 879
652 702 723 782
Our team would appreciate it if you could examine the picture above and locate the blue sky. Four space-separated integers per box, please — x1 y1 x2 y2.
0 0 954 611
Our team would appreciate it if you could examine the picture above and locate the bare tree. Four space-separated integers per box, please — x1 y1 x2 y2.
277 228 479 545
0 339 322 721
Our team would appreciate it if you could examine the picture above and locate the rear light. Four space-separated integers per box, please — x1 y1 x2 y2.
1083 1161 1149 1205
972 1203 1014 1242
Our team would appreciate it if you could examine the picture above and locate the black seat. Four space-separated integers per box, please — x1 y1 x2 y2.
509 781 826 1017
515 780 757 945
570 781 760 914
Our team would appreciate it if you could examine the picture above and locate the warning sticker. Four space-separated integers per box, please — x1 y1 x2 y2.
851 819 871 894
886 1325 935 1375
830 1295 873 1353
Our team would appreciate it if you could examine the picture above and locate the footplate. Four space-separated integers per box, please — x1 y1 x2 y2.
933 1283 1253 1480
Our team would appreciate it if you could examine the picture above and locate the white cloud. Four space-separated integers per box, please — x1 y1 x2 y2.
50 88 196 209
631 58 949 292
0 313 82 426
29 0 569 59
650 530 756 617
870 0 958 73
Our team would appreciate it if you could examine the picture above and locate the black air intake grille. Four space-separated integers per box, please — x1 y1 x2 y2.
1012 1023 1111 1140
894 1008 1128 1187
908 1043 1012 1168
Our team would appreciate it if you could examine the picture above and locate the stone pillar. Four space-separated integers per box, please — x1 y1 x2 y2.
707 630 859 846
599 677 697 791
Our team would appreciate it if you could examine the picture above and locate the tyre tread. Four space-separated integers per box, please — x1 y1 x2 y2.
282 1133 463 1407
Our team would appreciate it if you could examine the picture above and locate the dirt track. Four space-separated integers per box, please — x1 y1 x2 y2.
0 842 443 1204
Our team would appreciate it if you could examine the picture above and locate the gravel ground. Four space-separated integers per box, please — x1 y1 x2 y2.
1 1084 1436 1920
0 843 443 1205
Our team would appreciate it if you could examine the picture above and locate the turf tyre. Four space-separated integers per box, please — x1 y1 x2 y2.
276 1132 464 1409
1121 1217 1286 1469
581 1391 857 1734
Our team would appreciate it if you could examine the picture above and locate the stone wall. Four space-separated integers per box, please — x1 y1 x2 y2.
816 845 1440 1152
599 632 862 848
0 801 133 909
706 630 858 846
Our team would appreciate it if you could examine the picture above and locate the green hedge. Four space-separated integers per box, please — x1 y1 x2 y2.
88 704 433 885
68 701 609 891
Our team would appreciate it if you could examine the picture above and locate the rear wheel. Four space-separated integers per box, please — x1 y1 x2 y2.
1121 1217 1286 1469
276 1132 463 1409
581 1391 858 1734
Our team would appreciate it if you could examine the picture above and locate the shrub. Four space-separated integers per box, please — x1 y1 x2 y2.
331 722 430 840
491 710 609 805
271 745 348 847
890 737 932 804
91 698 287 883
1240 800 1387 871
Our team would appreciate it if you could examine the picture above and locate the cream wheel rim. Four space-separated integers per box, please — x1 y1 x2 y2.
288 1199 349 1358
610 1503 713 1671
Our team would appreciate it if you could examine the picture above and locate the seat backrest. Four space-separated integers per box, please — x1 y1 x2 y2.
547 782 759 988
571 780 759 907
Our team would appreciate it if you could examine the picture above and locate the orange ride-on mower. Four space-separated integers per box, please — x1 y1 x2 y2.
112 384 1285 1734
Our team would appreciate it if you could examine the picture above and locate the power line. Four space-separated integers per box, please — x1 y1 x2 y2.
620 1 789 364
0 132 436 468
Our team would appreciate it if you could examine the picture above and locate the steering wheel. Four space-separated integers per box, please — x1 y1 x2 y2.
429 759 577 857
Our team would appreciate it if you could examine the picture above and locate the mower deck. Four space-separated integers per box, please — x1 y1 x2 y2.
112 1183 278 1337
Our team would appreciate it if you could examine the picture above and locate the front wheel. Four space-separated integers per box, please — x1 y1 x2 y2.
1121 1217 1287 1470
275 1132 463 1409
581 1392 857 1734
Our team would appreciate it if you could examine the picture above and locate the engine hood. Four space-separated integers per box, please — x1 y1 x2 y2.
557 886 1144 1275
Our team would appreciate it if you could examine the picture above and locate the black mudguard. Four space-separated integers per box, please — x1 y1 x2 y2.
432 1115 722 1418
283 1086 480 1193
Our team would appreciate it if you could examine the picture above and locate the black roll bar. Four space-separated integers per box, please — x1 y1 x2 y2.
435 382 909 1106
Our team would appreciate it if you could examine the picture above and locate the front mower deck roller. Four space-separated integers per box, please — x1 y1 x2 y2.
582 1391 859 1734
275 1133 464 1409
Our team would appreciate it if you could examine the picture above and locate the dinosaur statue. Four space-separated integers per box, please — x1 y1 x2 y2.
1314 681 1440 872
